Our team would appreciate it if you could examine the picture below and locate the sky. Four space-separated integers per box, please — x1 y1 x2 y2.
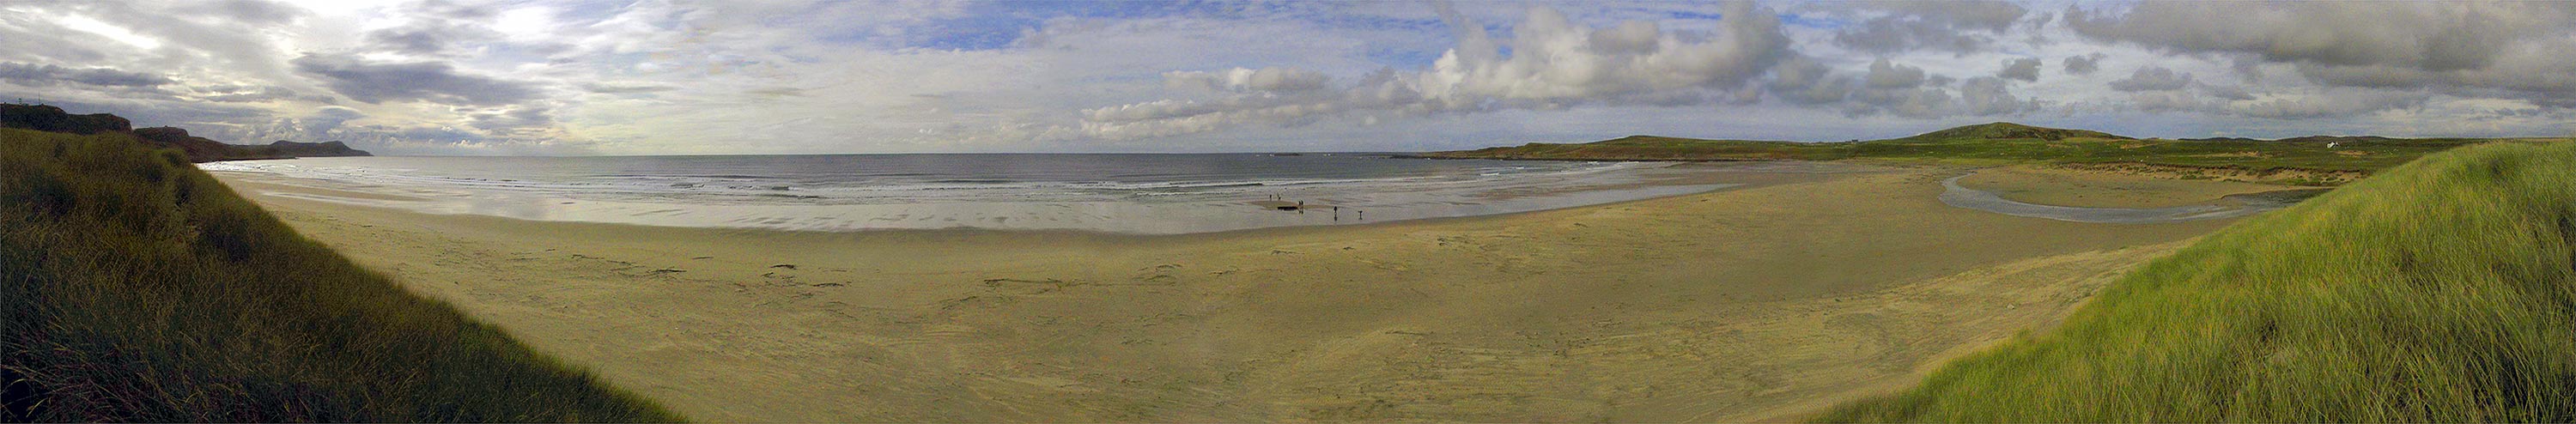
2 0 2571 155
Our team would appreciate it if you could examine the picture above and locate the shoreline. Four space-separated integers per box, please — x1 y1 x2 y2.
207 161 1853 237
216 163 2261 421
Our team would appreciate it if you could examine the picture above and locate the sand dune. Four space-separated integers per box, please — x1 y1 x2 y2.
218 164 2243 421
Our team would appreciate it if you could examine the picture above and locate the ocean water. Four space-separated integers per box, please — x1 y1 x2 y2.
202 154 1789 233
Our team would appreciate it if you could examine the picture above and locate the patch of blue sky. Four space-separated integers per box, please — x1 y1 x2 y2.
1662 9 1725 21
1778 13 1850 29
536 0 638 26
892 0 1252 51
1365 47 1445 69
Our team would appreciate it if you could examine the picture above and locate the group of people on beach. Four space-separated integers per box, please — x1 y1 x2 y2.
1267 194 1361 221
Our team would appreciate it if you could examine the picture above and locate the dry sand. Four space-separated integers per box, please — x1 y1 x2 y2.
1955 164 2303 209
218 164 2245 421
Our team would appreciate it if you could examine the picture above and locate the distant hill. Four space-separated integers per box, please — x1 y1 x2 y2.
1900 122 2130 142
1409 122 2506 184
1 104 369 162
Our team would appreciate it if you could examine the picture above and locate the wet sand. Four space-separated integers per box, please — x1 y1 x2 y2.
217 164 2246 421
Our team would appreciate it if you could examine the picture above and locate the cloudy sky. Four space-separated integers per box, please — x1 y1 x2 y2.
3 1 2570 155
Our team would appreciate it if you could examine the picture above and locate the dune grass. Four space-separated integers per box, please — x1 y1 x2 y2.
0 128 676 421
1816 140 2576 421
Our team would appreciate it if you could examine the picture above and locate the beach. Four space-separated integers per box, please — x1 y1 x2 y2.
215 163 2276 421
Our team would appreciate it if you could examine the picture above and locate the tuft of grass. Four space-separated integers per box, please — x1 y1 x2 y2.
1816 141 2576 421
0 128 677 421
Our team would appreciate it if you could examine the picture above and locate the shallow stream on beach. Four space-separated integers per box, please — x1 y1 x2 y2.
1939 174 2330 223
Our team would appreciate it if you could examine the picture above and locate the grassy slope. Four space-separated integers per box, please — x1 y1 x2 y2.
1818 141 2576 421
1418 123 2493 175
0 129 676 421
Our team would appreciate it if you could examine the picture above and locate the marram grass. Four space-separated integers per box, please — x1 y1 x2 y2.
1820 141 2576 421
0 128 677 421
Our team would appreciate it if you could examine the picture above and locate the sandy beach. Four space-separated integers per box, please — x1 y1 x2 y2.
216 163 2254 421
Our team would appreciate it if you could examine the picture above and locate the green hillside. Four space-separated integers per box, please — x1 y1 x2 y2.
1818 141 2576 421
0 128 674 421
1413 123 2499 181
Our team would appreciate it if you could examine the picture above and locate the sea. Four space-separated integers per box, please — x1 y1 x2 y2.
200 154 1789 234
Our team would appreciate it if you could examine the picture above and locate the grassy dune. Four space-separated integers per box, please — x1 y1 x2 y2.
1819 141 2576 421
1417 123 2496 179
0 129 673 421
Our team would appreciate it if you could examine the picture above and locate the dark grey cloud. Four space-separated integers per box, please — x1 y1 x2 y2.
2107 66 2192 92
2069 2 2576 106
368 26 459 56
304 106 365 134
1765 57 1851 105
290 54 540 106
1831 1 2029 53
0 62 173 87
2200 84 2257 100
1996 58 2041 82
2068 3 2554 71
2063 53 2103 75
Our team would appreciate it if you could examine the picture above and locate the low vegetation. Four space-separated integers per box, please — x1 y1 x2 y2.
1817 141 2576 421
0 128 673 421
1416 123 2505 184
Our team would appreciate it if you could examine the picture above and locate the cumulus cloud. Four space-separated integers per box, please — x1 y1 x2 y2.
1078 3 1793 139
1996 58 2041 82
290 54 540 106
2107 66 2192 92
0 62 172 87
1957 76 2030 115
1864 58 1926 89
1163 67 1330 93
1753 57 2026 118
2063 53 2104 75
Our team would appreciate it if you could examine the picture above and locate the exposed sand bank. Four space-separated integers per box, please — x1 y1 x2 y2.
216 165 2242 421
